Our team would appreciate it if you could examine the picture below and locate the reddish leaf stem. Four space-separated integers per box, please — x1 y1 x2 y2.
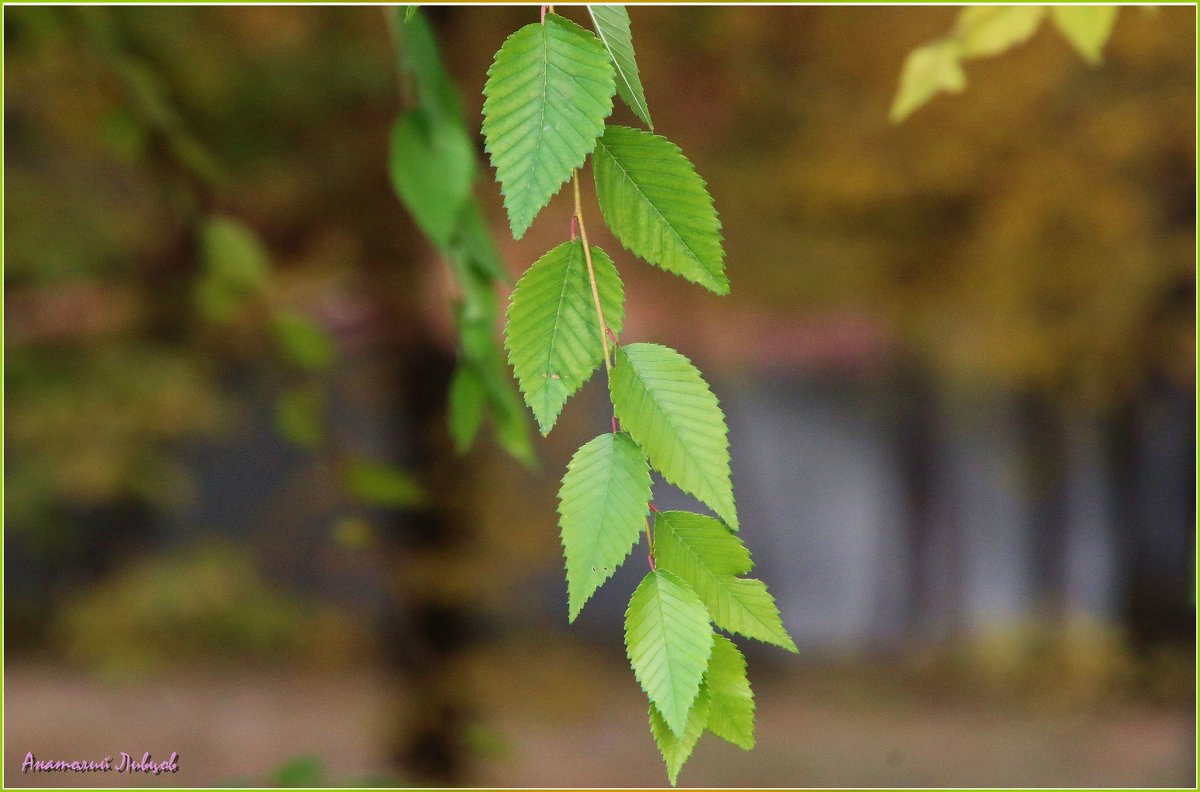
644 517 656 570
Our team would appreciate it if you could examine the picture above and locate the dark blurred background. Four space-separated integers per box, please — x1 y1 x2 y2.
3 5 1195 787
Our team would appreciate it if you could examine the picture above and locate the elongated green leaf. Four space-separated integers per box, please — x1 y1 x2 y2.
450 253 498 343
344 459 425 509
199 216 269 289
452 200 510 284
955 6 1045 59
653 510 793 651
448 363 486 453
716 577 796 652
505 241 624 434
482 14 615 239
1051 6 1118 64
704 635 755 750
588 6 653 129
610 343 737 529
478 354 537 468
389 6 463 123
195 216 269 323
649 685 709 786
559 432 653 621
654 510 750 576
889 40 965 122
389 108 476 249
625 569 714 738
594 125 728 295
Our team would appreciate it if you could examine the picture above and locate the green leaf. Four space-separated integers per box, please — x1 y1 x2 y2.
275 385 326 450
272 311 336 373
625 569 714 738
390 6 463 123
653 512 795 652
389 108 476 250
610 343 737 529
450 255 499 342
558 432 653 621
344 459 425 509
713 578 796 653
889 40 966 122
478 355 538 468
703 634 755 750
649 685 709 786
1051 6 1118 64
482 14 615 239
653 510 750 577
271 756 326 787
195 216 269 322
452 200 510 284
448 364 486 453
594 125 728 295
505 241 625 434
954 6 1046 59
588 6 653 129
199 216 269 288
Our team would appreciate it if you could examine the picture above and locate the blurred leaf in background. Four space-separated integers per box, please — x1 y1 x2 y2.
272 309 337 373
343 458 426 509
388 107 477 250
274 384 328 450
387 6 536 467
219 755 400 787
195 215 271 323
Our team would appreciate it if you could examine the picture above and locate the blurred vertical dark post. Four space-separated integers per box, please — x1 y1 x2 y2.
894 360 962 641
379 344 478 785
376 8 491 782
1020 394 1070 622
1107 272 1196 649
1111 379 1197 647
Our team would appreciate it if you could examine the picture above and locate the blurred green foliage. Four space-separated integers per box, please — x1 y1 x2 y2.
274 383 328 449
271 309 337 373
388 7 536 466
891 6 1119 121
220 755 399 787
4 3 1193 658
4 6 406 543
195 215 271 323
6 346 226 529
343 457 425 509
54 542 371 678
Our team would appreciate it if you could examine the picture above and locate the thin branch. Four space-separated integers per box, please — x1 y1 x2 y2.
572 171 613 373
644 516 656 570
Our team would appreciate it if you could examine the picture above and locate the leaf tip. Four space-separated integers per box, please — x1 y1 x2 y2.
509 215 530 241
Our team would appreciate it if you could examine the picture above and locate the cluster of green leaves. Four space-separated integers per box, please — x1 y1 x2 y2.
891 6 1122 122
479 8 795 783
387 7 534 465
197 213 425 521
197 216 336 385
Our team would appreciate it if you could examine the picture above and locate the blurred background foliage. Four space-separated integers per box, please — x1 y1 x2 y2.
55 541 372 679
3 5 1195 787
